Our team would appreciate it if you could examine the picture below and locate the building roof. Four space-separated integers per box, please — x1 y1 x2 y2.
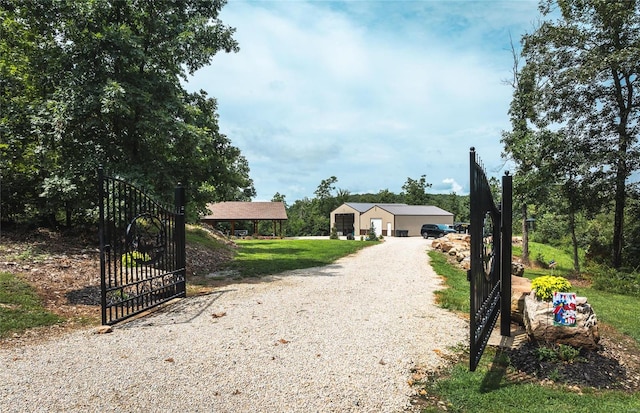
334 203 452 216
202 202 288 221
344 202 408 213
377 205 453 216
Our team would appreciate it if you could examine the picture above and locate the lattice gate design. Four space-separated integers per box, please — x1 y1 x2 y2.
469 148 512 371
98 168 186 325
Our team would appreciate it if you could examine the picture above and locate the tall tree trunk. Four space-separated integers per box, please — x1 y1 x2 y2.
612 167 626 268
610 66 631 269
521 203 530 266
569 210 580 274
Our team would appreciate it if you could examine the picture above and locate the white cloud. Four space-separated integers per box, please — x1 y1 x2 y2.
186 0 541 200
440 178 464 194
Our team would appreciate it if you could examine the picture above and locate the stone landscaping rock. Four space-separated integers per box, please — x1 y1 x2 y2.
523 293 600 350
511 275 532 324
511 262 525 277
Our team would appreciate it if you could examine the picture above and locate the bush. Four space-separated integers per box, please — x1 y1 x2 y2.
531 275 572 301
529 213 568 246
329 226 339 240
535 343 581 363
366 224 379 242
588 264 640 297
121 251 151 268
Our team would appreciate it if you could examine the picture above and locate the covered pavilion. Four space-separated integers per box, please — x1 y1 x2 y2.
201 202 288 236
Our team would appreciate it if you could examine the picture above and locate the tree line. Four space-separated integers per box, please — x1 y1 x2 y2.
253 175 470 237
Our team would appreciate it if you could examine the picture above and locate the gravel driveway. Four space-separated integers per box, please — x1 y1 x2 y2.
1 237 467 412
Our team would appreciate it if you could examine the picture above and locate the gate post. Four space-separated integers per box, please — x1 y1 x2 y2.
500 172 513 336
175 183 186 297
98 167 107 326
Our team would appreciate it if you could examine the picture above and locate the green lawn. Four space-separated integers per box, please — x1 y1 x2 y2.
575 287 640 341
429 250 469 313
223 238 378 277
424 245 640 412
0 271 62 338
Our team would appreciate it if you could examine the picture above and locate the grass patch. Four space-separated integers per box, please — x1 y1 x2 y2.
0 272 62 338
422 347 640 413
512 241 582 273
429 251 469 313
223 239 377 277
573 286 640 342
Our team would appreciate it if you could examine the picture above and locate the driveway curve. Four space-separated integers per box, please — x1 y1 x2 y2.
0 236 467 412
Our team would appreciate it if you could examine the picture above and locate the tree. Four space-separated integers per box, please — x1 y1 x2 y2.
504 39 609 272
314 176 338 219
271 192 287 207
376 189 400 203
0 1 64 223
0 0 253 226
501 44 549 266
335 188 351 207
401 175 432 205
521 0 640 268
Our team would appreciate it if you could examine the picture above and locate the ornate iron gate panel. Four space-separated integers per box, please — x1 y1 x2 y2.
98 168 186 325
469 148 512 371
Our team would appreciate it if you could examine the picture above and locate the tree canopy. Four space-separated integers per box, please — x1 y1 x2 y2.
0 0 254 226
401 175 432 205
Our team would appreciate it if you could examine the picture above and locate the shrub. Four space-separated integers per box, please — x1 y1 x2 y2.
534 343 581 363
589 264 640 297
329 226 339 240
531 275 572 301
557 344 581 362
121 251 151 268
366 224 379 242
535 345 558 362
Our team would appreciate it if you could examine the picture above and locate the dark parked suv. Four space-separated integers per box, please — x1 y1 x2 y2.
421 224 456 239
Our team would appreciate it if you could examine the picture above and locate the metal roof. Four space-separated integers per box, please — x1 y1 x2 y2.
343 202 408 213
338 203 452 216
377 204 453 216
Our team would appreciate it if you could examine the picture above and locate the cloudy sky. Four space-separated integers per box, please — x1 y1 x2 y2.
186 0 543 202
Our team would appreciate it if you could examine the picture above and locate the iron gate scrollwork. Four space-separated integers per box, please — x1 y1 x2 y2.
469 148 512 371
98 168 186 325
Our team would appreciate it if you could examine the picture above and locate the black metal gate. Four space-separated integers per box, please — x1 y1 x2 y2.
98 168 186 325
469 148 512 371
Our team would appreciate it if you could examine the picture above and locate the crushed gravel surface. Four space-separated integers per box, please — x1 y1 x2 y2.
0 237 467 412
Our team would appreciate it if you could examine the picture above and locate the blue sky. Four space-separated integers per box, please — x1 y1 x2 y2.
186 0 543 201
